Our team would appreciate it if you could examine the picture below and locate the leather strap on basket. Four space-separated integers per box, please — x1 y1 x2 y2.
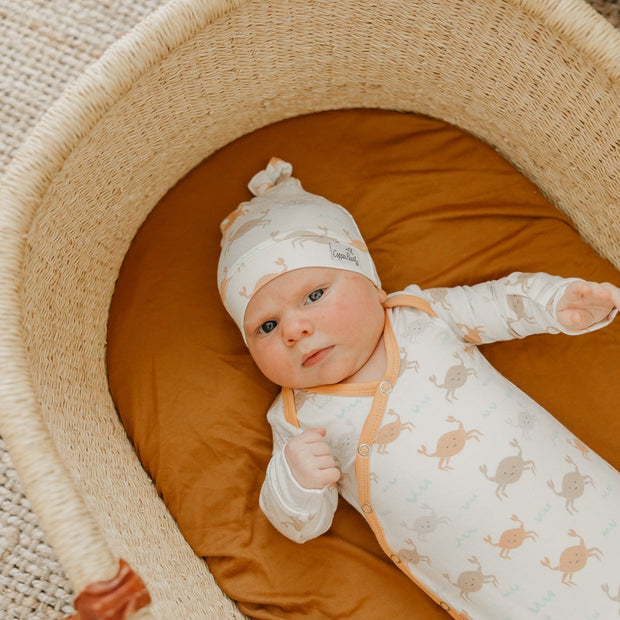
66 558 151 620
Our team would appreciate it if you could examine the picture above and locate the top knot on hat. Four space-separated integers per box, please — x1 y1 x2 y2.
247 157 293 196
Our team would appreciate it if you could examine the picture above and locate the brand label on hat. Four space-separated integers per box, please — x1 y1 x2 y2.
330 242 360 267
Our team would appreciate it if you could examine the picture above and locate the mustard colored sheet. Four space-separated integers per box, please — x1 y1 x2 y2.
107 110 620 619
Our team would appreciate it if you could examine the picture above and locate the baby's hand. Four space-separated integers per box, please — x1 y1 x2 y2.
284 428 341 490
556 281 620 331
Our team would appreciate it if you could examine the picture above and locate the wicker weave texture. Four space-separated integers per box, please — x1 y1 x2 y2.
0 1 618 619
0 2 167 617
0 0 165 176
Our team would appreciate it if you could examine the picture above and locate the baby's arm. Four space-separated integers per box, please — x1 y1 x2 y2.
259 400 339 543
419 272 618 343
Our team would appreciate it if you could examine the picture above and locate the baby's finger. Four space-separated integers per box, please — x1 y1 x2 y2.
311 441 334 457
314 454 338 470
564 280 591 302
316 466 341 487
565 310 585 328
299 428 327 443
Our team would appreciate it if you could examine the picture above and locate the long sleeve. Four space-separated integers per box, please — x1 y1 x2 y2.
412 272 616 344
259 394 338 543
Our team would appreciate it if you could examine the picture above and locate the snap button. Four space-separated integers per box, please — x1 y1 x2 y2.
358 443 371 456
361 503 373 514
439 601 450 611
379 380 393 394
390 553 401 564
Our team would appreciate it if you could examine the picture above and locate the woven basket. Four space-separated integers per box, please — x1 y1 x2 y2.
0 0 618 617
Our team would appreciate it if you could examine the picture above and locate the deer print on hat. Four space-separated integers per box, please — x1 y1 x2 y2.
219 204 249 235
429 352 477 402
239 258 287 299
547 456 595 515
479 438 535 500
270 226 331 247
541 529 602 586
342 229 369 252
443 556 498 602
484 514 538 559
418 416 483 471
374 409 414 455
224 210 271 247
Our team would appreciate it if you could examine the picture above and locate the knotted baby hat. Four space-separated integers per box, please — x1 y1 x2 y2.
218 157 381 336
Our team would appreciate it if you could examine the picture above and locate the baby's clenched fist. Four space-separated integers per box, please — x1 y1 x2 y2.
284 428 341 490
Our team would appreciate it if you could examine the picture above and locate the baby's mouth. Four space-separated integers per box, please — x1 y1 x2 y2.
302 345 335 368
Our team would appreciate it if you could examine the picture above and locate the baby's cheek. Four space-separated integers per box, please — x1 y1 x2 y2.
265 352 300 386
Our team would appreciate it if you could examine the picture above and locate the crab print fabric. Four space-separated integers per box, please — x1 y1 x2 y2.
259 272 620 619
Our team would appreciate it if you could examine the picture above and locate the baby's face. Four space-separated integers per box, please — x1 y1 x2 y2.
244 267 386 388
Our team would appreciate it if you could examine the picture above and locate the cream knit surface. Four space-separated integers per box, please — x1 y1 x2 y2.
0 1 617 618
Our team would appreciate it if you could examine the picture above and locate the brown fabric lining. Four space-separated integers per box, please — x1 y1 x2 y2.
107 109 620 619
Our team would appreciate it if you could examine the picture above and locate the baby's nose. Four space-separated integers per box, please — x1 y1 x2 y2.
282 314 314 344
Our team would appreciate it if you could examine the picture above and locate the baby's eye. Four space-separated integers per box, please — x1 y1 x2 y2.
306 288 324 303
258 320 278 335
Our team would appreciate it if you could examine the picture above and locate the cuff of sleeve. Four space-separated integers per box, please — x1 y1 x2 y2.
272 448 330 511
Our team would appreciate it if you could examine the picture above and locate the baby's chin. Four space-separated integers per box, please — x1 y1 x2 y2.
286 369 359 390
260 352 365 389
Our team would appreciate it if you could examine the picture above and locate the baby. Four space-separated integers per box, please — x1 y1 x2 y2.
218 158 620 620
